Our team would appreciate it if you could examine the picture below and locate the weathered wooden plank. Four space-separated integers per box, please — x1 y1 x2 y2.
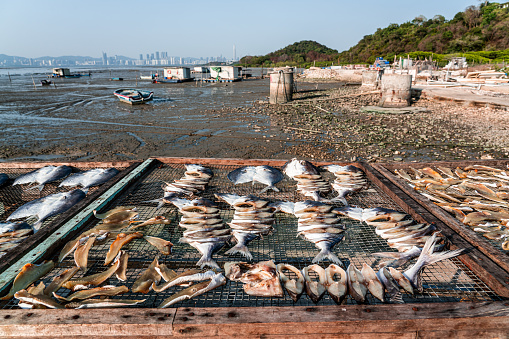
152 157 357 167
0 308 175 337
0 159 155 296
372 162 509 274
0 302 507 338
361 161 509 297
171 302 509 337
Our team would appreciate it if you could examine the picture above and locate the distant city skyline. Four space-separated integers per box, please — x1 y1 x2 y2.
1 0 477 60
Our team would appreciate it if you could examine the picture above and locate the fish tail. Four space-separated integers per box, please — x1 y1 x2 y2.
26 184 44 192
196 255 220 270
258 186 279 194
82 187 89 195
32 221 42 233
312 249 343 266
141 198 165 209
329 196 348 206
225 244 253 261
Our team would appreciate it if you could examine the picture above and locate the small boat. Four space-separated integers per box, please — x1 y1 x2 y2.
113 89 154 105
140 74 157 80
111 77 124 81
40 80 52 86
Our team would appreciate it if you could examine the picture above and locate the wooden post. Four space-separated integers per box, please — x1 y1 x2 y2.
31 75 37 90
7 72 11 83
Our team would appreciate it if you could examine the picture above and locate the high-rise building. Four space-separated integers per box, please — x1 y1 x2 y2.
146 54 150 60
139 54 143 60
102 52 108 65
156 51 160 60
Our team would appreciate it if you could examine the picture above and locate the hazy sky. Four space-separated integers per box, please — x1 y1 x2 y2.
1 0 478 59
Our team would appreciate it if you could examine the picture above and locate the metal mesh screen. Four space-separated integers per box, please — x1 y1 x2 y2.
0 165 127 258
0 162 502 309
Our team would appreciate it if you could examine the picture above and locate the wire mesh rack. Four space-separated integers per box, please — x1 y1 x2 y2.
373 161 509 254
0 163 129 259
0 161 503 310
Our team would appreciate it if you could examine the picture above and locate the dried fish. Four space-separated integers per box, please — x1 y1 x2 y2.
74 235 96 272
115 250 129 281
63 253 122 291
346 264 367 304
225 261 284 297
152 270 216 293
66 298 146 309
158 272 226 308
227 165 283 193
53 285 129 302
132 256 161 293
104 232 143 265
59 168 119 193
361 263 385 302
43 266 80 296
1 260 55 300
302 264 327 304
14 289 64 309
277 264 304 302
283 158 330 201
324 264 348 304
13 165 72 191
128 216 172 230
143 236 173 255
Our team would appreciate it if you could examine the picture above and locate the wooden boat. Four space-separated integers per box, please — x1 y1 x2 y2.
113 89 154 105
40 80 52 86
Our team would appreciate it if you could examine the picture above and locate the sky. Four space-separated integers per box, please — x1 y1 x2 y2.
0 0 479 59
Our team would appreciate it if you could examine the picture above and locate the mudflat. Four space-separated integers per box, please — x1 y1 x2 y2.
1 68 508 163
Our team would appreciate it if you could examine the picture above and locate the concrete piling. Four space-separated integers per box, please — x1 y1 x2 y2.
269 69 293 104
379 74 412 108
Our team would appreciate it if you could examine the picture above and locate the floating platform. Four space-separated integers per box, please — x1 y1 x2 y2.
0 157 507 337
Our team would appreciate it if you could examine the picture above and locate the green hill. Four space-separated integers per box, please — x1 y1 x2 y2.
239 40 338 67
239 2 509 67
340 2 509 64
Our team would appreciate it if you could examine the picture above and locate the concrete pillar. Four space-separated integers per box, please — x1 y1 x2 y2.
361 71 379 89
269 70 293 104
379 74 412 108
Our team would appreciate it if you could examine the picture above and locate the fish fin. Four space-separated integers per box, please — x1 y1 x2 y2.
81 187 89 195
225 244 253 261
328 196 348 206
32 221 43 233
196 256 220 270
312 249 343 266
141 198 165 209
25 184 44 192
258 186 279 194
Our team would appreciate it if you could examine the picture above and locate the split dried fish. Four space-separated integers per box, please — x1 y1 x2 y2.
59 167 119 193
227 165 283 193
152 269 216 293
143 235 173 255
13 165 72 191
346 263 367 304
132 256 161 293
53 285 129 302
74 235 96 272
360 263 385 302
63 253 122 291
283 158 330 201
225 261 284 297
1 260 55 300
104 232 143 265
158 272 226 308
66 298 146 309
322 164 368 205
43 266 80 296
7 189 86 231
14 289 64 309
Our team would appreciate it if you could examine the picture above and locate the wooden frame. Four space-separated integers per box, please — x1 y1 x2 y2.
0 157 507 337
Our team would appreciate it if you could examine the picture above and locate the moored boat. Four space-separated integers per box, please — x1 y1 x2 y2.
113 89 154 105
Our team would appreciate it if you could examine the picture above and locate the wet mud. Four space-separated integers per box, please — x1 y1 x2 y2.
0 68 508 163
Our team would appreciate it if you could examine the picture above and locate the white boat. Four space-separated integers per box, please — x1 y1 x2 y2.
113 89 153 105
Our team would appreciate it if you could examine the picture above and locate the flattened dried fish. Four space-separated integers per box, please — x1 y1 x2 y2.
63 254 122 291
104 232 143 265
74 235 96 272
225 261 284 297
152 270 216 293
361 263 385 302
115 250 129 281
283 158 330 201
143 236 173 255
158 273 226 308
227 165 283 193
1 260 55 300
59 167 119 193
66 298 146 309
43 266 80 296
13 165 72 191
14 289 64 309
53 285 129 302
132 256 161 293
